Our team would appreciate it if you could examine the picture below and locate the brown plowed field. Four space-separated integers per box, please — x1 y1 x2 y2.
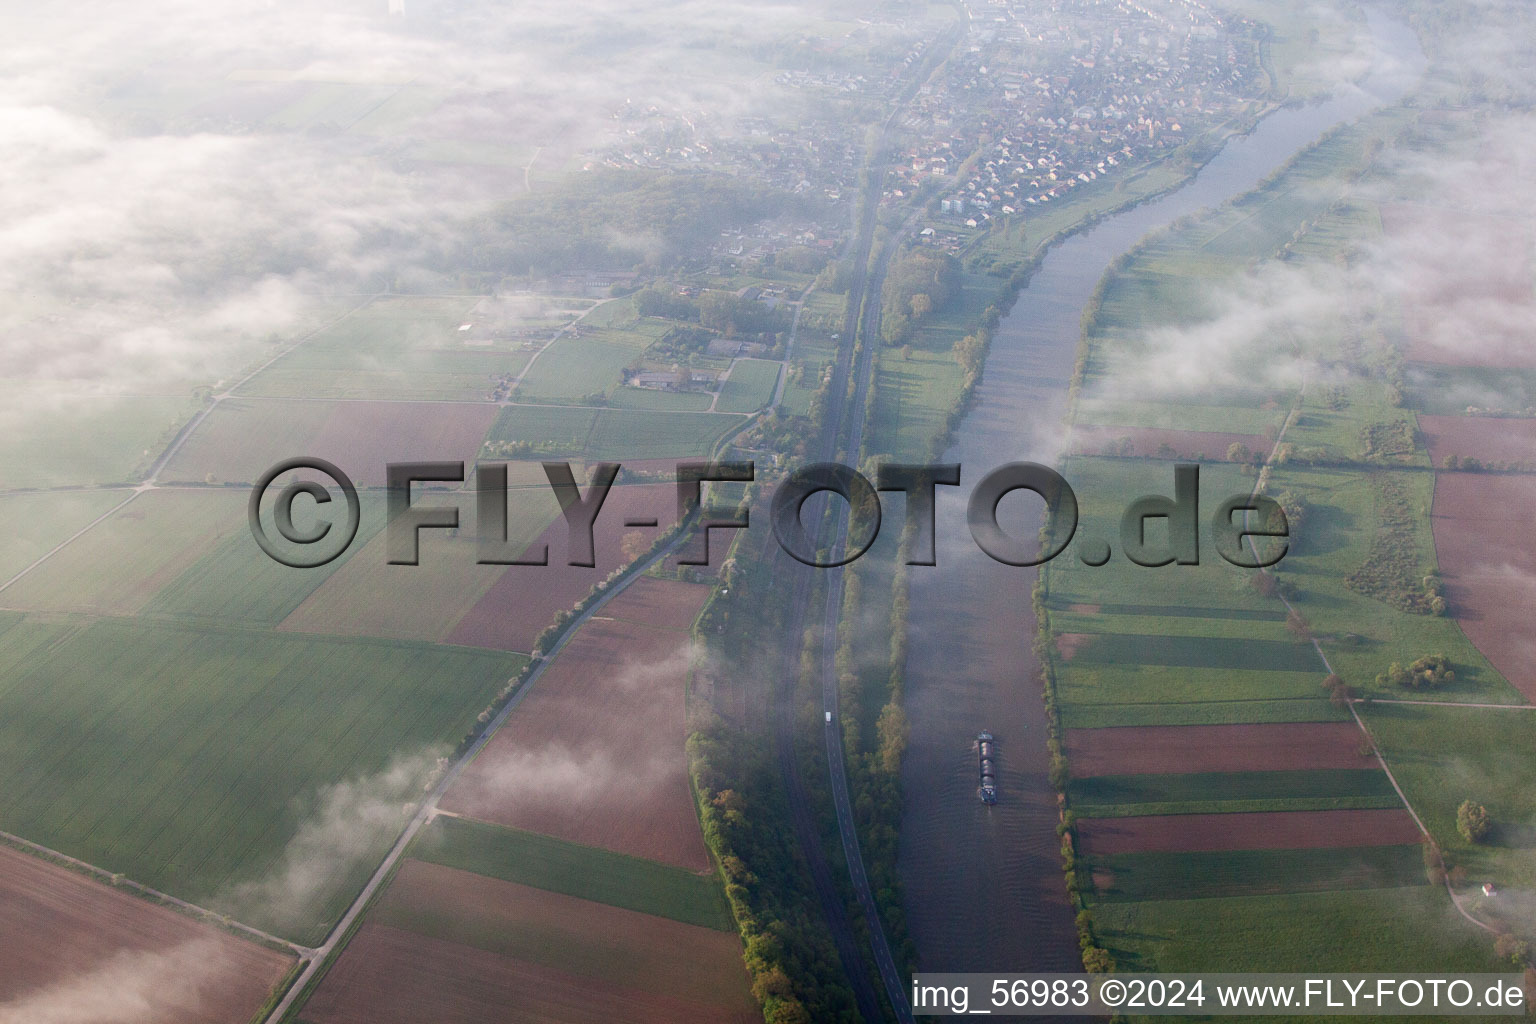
1071 426 1269 461
603 576 712 630
160 398 497 486
1078 808 1422 856
446 483 679 652
304 861 755 1024
0 845 292 1023
1430 470 1536 700
306 401 500 487
442 585 711 869
1420 416 1536 468
305 924 754 1024
1066 722 1369 777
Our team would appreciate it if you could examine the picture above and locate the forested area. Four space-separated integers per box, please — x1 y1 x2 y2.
879 249 960 345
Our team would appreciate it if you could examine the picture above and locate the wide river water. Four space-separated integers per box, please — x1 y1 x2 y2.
896 6 1426 988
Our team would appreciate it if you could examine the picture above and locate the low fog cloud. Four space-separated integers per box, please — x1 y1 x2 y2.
1089 0 1536 405
457 640 701 809
222 748 442 929
1097 107 1536 404
0 0 857 397
1098 261 1344 400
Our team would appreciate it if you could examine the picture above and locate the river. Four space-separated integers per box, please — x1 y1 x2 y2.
895 5 1425 992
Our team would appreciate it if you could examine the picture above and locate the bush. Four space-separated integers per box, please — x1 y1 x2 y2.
1457 800 1492 844
1494 934 1529 967
1377 654 1454 691
1048 752 1070 791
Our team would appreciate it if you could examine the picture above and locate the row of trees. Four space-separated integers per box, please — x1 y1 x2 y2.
1344 477 1445 615
690 723 861 1024
685 520 869 1023
1442 455 1536 472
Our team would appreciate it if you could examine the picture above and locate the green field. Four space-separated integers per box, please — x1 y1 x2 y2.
0 616 525 944
0 489 248 616
0 390 203 489
1060 697 1349 729
145 495 387 625
1094 886 1499 976
715 358 782 414
413 816 732 931
277 490 557 642
609 386 716 412
1403 363 1536 417
515 329 653 402
867 346 968 462
0 490 134 584
1064 633 1319 673
1053 602 1288 621
238 296 531 401
1365 703 1536 899
1091 845 1425 903
1045 457 1280 614
1051 607 1292 642
1072 397 1287 436
1058 663 1329 708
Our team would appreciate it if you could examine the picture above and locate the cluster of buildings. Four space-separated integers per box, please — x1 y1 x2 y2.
588 106 868 205
899 0 1263 221
579 0 1264 261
